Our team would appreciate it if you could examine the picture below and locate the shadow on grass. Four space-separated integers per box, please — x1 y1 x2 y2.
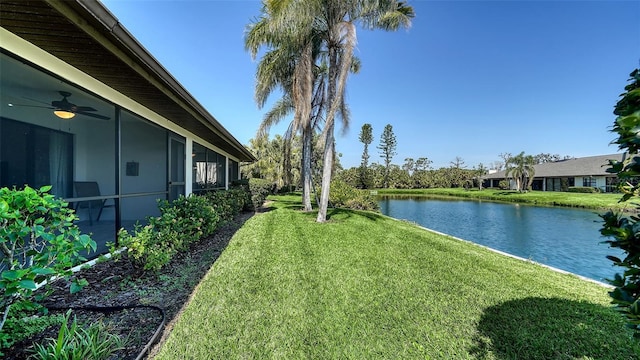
470 297 638 359
326 208 385 222
494 191 520 196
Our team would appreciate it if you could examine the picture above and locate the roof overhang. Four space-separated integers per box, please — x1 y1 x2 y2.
0 0 256 162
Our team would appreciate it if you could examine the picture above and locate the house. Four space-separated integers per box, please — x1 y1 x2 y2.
0 1 256 254
483 154 624 192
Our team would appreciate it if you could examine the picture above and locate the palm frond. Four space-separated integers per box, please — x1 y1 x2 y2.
257 96 294 138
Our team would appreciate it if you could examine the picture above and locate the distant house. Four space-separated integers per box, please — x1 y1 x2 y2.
483 154 624 192
0 1 256 255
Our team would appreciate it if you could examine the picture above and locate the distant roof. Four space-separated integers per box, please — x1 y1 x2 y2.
484 154 624 179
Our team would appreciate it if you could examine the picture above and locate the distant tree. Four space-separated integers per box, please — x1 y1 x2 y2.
335 167 360 188
498 153 512 170
415 157 432 171
450 156 465 169
491 161 504 172
388 164 412 189
358 123 374 188
402 157 415 175
377 124 397 188
533 153 573 164
534 153 559 164
474 163 488 190
600 68 640 338
505 151 536 192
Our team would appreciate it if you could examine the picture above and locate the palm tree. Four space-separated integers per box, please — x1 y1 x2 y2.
505 152 536 192
246 0 414 221
245 2 321 211
315 0 415 222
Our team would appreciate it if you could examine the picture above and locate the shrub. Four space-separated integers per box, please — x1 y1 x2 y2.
0 186 96 333
158 194 219 240
600 68 640 338
568 186 600 193
231 180 253 211
117 189 249 273
498 180 510 190
248 178 276 210
205 189 248 223
329 180 380 212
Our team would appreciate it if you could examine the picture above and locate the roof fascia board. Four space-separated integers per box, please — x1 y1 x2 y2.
44 0 255 161
0 29 241 162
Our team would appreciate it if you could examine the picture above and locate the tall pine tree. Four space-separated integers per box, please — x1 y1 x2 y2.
377 124 397 189
358 123 373 188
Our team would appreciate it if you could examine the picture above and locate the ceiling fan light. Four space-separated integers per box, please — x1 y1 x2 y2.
54 109 75 119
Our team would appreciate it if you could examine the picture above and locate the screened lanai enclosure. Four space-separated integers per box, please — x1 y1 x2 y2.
0 51 245 256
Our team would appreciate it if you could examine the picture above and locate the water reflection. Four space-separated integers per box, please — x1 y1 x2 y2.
379 196 622 282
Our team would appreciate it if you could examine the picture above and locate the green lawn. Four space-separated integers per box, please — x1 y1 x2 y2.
155 195 639 359
376 188 637 211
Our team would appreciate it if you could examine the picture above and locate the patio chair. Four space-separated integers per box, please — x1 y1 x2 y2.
74 181 113 225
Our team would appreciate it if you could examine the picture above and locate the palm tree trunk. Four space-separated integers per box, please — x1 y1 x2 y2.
317 21 355 222
302 125 313 211
295 42 314 211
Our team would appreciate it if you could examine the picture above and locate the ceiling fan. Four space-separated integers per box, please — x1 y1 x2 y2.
9 91 110 120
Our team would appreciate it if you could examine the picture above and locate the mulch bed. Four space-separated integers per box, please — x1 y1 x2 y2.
4 211 254 360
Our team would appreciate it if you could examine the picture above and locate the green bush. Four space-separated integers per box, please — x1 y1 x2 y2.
568 186 600 193
498 180 510 190
329 180 380 212
600 68 640 338
205 189 248 223
117 188 249 273
0 186 96 333
231 180 253 211
248 178 276 210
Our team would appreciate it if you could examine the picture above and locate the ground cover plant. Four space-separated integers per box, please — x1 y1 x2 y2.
376 187 636 211
155 194 639 359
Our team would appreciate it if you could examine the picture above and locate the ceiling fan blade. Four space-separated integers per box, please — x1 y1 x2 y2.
51 100 69 109
8 103 54 109
22 96 51 106
76 111 110 120
74 106 98 112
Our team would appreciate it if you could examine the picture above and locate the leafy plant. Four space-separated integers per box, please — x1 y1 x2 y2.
0 307 65 354
0 185 96 333
29 310 126 360
248 178 276 210
329 180 380 212
118 189 249 273
600 68 640 337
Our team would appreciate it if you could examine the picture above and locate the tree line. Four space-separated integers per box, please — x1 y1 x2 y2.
244 121 572 192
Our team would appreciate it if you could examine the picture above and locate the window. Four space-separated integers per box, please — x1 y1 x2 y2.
192 142 226 192
583 177 596 187
0 118 73 198
229 160 239 182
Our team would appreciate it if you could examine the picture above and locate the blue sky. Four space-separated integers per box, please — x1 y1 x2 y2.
100 0 639 169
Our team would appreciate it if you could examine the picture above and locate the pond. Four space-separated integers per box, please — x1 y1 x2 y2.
378 196 624 283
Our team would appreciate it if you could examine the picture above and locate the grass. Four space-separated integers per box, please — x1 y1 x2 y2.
376 188 638 211
155 195 639 359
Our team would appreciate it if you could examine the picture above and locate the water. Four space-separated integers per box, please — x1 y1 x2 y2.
379 196 624 283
